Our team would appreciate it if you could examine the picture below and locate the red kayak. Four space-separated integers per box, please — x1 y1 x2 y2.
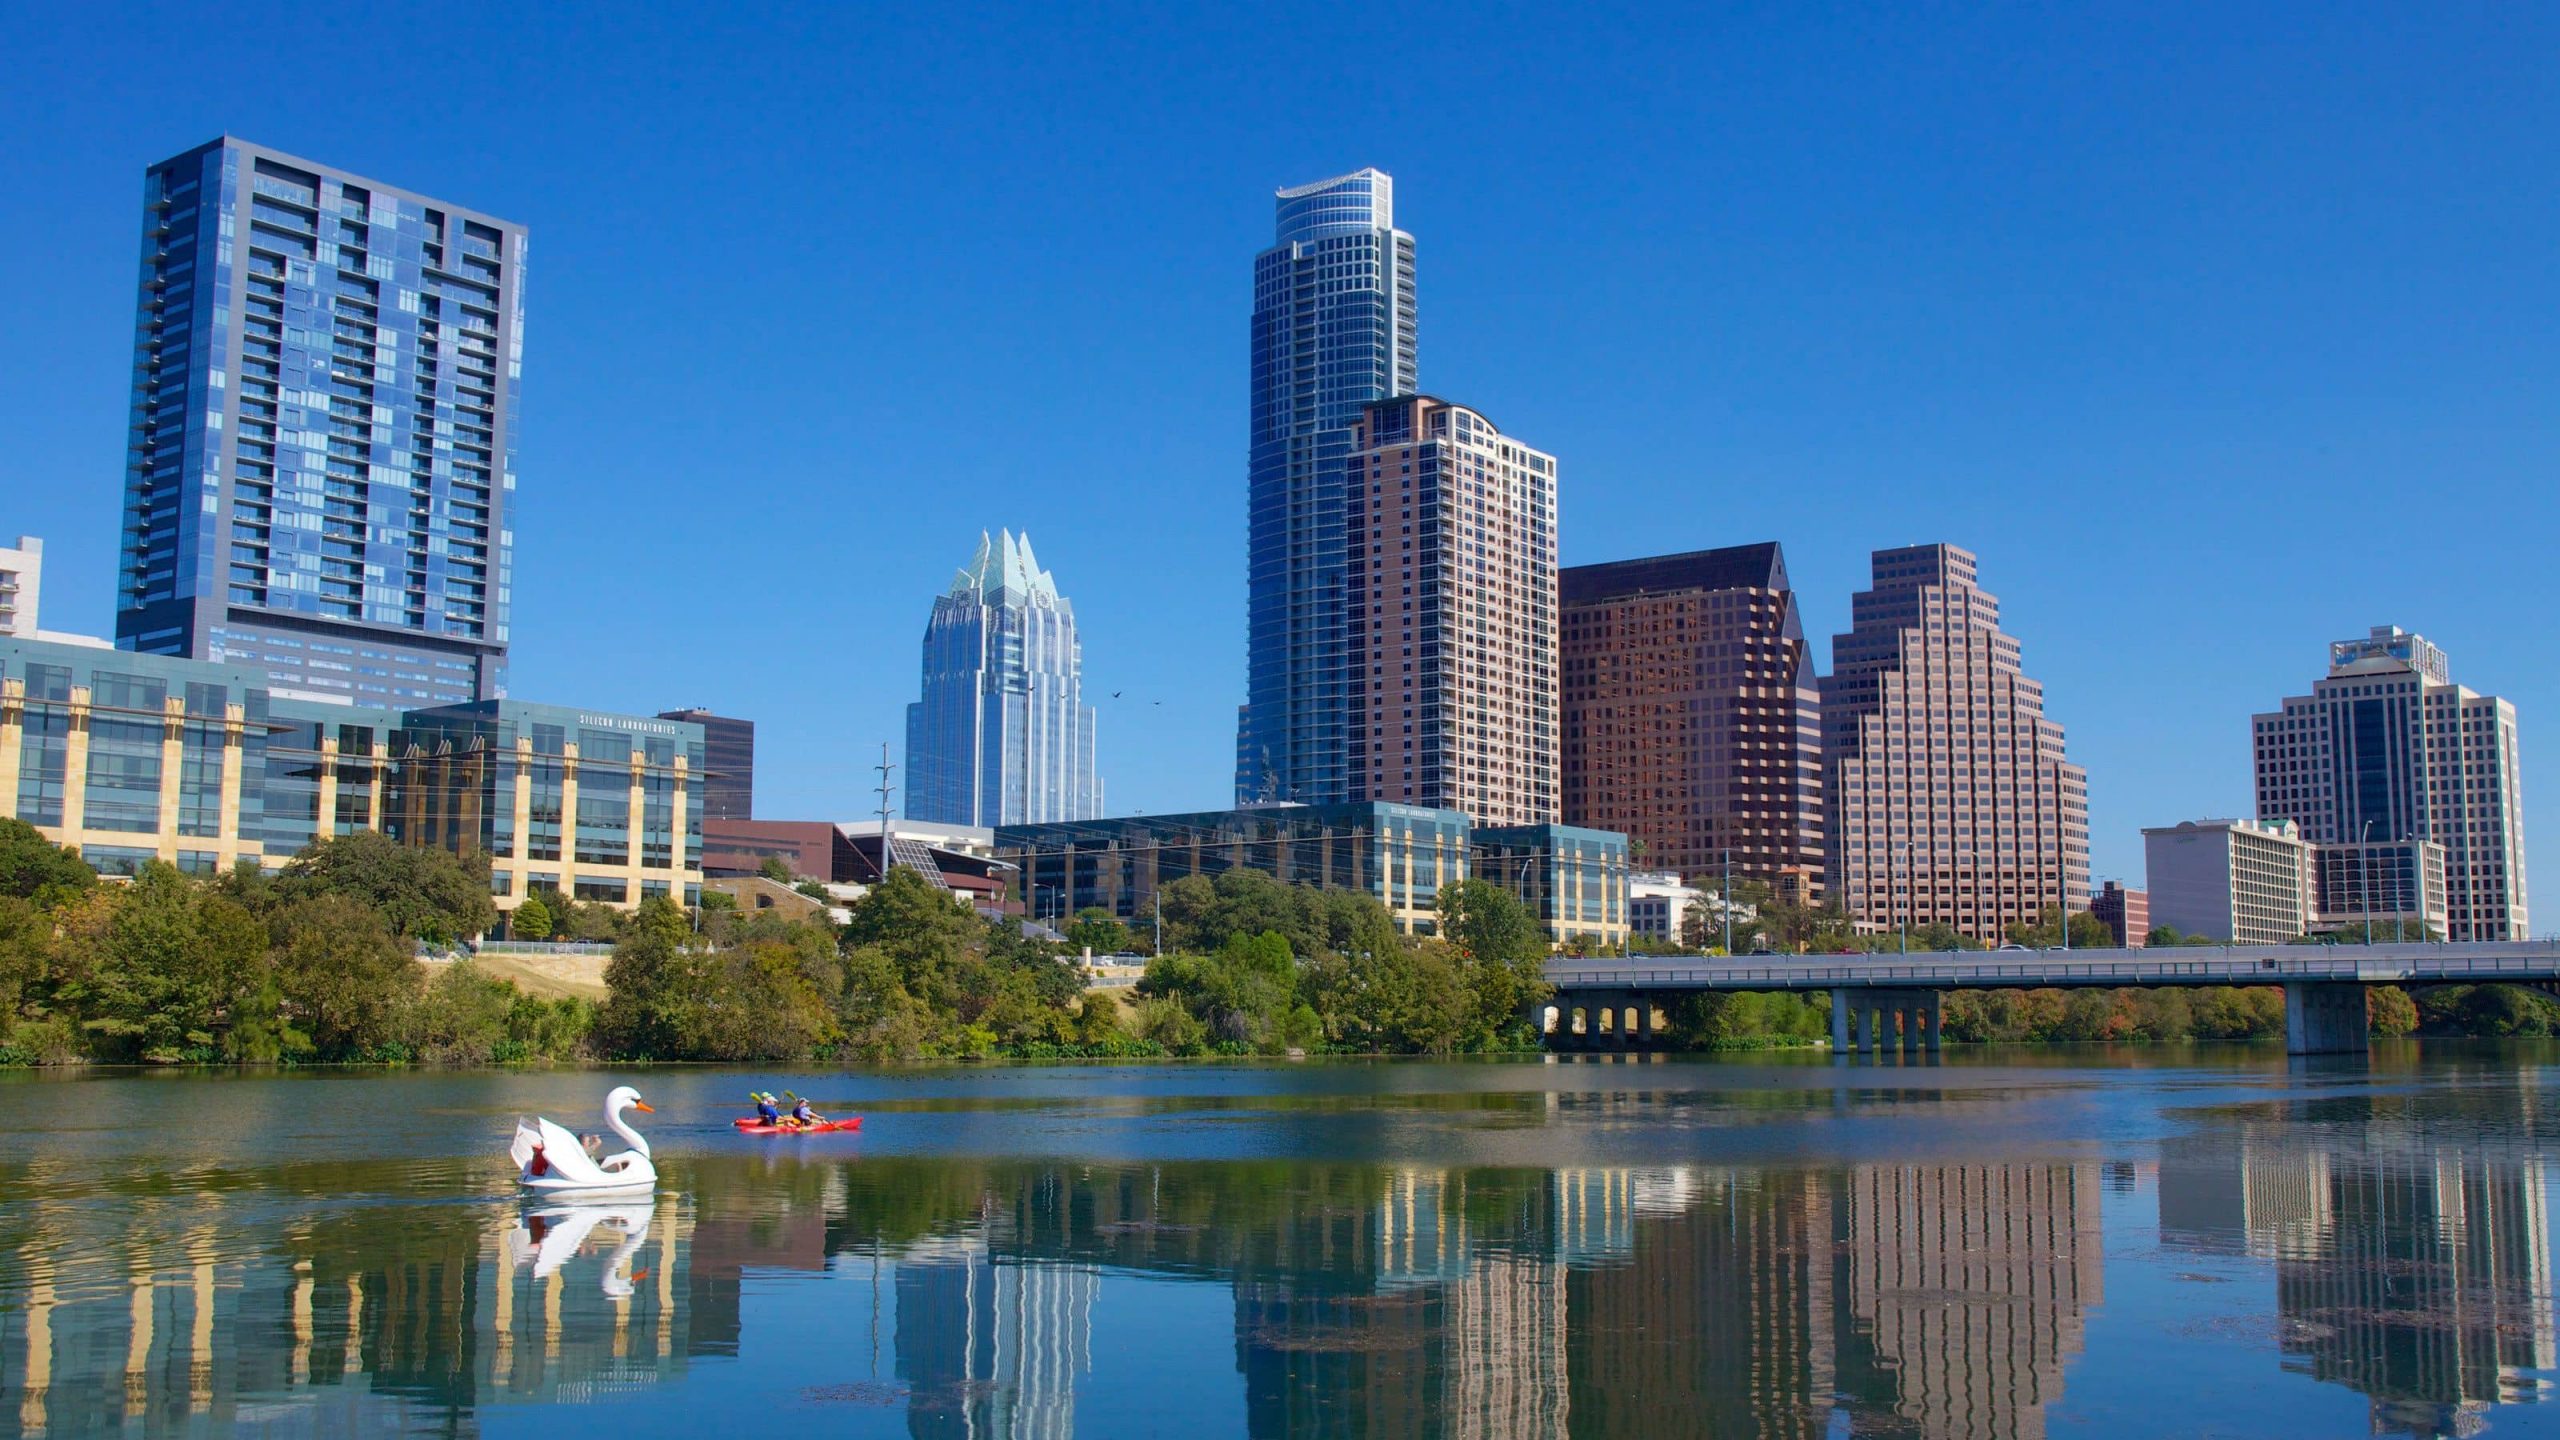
732 1116 862 1135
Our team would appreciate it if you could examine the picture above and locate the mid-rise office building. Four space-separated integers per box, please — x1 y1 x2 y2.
1238 168 1418 807
1822 544 2088 943
658 708 754 820
2089 880 2149 947
905 530 1100 827
1345 395 1558 827
117 138 521 706
0 633 700 910
2143 818 2312 944
2253 626 2528 940
1560 543 1822 891
0 536 40 639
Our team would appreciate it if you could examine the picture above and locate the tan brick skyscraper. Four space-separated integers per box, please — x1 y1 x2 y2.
1346 395 1558 825
1559 544 1823 890
1822 544 2088 943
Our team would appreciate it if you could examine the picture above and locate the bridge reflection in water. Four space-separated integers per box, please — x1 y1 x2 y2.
1 1100 2552 1437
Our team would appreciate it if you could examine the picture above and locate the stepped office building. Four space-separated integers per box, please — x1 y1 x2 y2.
117 138 521 706
1560 543 1823 892
2253 626 2528 941
905 531 1100 827
1822 544 2089 943
1346 396 1559 827
1238 168 1419 806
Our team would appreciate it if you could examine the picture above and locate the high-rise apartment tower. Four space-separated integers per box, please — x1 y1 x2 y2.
1822 544 2088 942
906 530 1101 828
116 138 521 706
1560 543 1823 891
1238 168 1418 805
2252 626 2527 940
1344 396 1557 826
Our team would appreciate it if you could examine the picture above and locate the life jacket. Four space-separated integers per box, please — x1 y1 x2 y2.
529 1145 550 1177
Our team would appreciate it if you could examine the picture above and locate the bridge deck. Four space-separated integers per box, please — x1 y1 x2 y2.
1547 941 2560 993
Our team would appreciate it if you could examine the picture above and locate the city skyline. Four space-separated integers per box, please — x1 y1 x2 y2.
4 8 2554 889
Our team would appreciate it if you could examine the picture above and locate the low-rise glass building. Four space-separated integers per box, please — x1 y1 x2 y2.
995 802 1628 945
1 635 700 911
1471 824 1631 948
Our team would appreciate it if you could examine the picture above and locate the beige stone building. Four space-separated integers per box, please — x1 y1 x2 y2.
1346 395 1559 827
1822 544 2089 943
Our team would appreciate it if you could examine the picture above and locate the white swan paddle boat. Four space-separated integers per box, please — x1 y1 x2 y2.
509 1085 656 1194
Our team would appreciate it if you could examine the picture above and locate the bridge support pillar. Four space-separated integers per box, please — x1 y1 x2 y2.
2284 982 2370 1057
1833 988 1941 1056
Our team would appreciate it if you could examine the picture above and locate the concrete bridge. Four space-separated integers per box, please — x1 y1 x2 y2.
1543 941 2560 1057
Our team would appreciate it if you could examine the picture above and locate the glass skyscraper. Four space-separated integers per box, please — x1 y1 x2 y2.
906 530 1100 827
1237 168 1418 804
117 137 521 707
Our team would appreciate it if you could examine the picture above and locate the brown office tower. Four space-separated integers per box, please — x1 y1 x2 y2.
1559 544 1822 890
1346 395 1559 825
1822 544 2088 943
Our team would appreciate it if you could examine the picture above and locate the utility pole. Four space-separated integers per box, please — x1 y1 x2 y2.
874 742 896 886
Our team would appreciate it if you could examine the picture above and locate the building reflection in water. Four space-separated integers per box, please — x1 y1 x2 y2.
2158 1095 2557 1438
8 1099 2554 1439
0 1188 696 1436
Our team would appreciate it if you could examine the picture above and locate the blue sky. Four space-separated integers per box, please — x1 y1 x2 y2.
3 4 2553 890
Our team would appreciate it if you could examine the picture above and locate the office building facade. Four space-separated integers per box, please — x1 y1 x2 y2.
658 708 754 820
905 530 1100 827
1238 168 1418 806
1560 543 1822 891
1822 544 2089 943
2089 880 2149 947
118 138 521 707
1 633 699 910
1345 395 1559 826
2143 818 2312 944
2252 626 2528 940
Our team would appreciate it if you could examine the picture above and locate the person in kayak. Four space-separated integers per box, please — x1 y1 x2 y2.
789 1096 822 1128
753 1092 781 1125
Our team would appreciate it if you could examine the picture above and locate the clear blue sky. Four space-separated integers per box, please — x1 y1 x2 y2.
4 5 2553 892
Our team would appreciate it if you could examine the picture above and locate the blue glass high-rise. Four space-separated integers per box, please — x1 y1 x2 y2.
1237 169 1417 804
906 531 1101 826
116 138 521 706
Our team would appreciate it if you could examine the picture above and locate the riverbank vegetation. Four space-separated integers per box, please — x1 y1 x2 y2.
6 818 2552 1066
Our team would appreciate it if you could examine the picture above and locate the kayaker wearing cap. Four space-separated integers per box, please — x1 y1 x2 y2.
789 1095 821 1128
752 1092 781 1126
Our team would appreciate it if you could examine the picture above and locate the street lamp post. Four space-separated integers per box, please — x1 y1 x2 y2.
1893 840 1910 955
1722 848 1734 957
2057 763 2071 953
2359 820 2376 946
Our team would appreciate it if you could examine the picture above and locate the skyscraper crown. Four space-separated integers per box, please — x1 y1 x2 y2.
948 529 1064 610
1274 168 1395 244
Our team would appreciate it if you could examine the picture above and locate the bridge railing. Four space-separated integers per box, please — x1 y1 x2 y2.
1546 943 2560 992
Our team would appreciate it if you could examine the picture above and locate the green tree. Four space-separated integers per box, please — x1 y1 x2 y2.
0 818 93 908
2005 906 2119 950
52 863 261 1062
1065 907 1133 955
1434 879 1551 1046
272 894 422 1057
758 854 796 883
2366 985 2419 1037
511 893 555 942
594 895 706 1058
275 831 496 944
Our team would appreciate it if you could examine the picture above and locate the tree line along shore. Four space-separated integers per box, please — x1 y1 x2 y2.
2 818 2550 1067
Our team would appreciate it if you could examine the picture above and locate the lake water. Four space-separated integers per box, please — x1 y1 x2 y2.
2 1044 2557 1438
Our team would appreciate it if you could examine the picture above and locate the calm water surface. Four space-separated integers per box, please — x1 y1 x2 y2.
3 1044 2557 1438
